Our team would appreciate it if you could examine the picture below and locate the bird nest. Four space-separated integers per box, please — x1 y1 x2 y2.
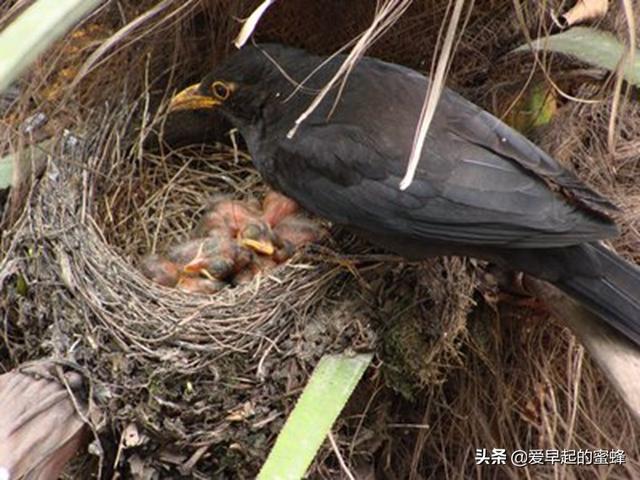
2 0 640 478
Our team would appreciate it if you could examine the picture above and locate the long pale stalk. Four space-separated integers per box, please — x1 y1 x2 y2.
0 0 102 93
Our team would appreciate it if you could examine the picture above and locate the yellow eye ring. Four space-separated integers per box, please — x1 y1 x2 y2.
212 81 230 100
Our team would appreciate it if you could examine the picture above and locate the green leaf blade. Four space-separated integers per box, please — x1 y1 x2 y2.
258 353 373 480
514 27 640 86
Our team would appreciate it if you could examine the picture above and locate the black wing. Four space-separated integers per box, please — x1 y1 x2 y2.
260 121 617 248
251 49 618 248
440 89 618 219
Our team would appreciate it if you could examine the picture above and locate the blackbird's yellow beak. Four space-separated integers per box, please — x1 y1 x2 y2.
168 84 220 112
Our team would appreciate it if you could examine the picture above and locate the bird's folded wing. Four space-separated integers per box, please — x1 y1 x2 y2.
268 121 616 248
443 92 619 219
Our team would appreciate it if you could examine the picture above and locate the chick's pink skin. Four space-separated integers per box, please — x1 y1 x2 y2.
262 191 299 227
140 254 180 287
194 196 263 239
177 276 226 294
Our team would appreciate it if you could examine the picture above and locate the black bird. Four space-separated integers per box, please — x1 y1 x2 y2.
169 44 640 346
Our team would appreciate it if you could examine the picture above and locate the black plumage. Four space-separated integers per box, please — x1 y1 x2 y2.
170 44 640 346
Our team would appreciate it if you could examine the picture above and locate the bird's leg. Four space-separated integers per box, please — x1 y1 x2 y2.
479 264 549 315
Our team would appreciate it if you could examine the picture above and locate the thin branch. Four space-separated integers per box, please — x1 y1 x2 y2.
287 0 413 139
234 0 278 48
329 431 356 480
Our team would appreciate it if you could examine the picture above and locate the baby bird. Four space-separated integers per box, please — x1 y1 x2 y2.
233 217 324 284
232 255 279 285
194 196 263 239
140 254 181 287
272 216 325 263
167 234 252 280
196 195 280 257
237 221 277 256
176 276 227 294
262 191 299 227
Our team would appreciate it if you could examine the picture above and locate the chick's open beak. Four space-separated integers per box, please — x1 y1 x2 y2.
240 238 275 256
169 84 219 112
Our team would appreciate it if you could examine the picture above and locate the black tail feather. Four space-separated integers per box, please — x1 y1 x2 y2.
557 243 640 346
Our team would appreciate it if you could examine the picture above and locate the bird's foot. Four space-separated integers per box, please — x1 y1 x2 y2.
478 265 549 316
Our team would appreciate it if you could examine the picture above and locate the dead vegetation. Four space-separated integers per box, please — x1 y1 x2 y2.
0 0 639 478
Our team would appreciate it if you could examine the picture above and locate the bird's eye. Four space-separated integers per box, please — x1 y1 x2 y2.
212 81 230 100
242 224 261 239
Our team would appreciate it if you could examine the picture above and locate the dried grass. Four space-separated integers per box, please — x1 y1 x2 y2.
1 0 639 478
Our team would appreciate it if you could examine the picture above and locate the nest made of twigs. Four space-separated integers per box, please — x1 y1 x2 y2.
1 123 474 476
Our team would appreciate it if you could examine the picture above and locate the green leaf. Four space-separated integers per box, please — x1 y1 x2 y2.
258 353 373 480
505 83 557 133
16 275 29 296
0 0 102 93
514 27 640 86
